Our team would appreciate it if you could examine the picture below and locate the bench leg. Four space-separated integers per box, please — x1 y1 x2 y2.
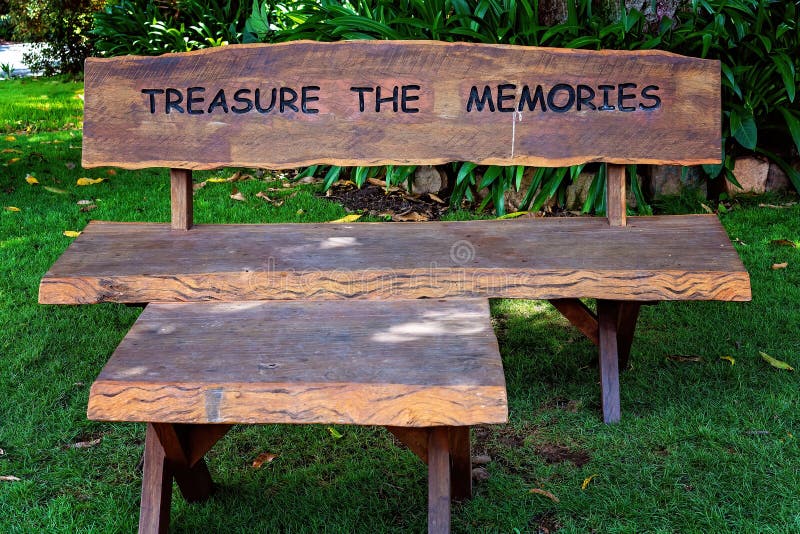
139 424 173 534
448 426 471 501
616 302 642 371
597 300 621 424
428 427 451 534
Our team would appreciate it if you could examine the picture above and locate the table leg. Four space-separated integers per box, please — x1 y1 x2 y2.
139 424 173 534
597 300 621 424
428 427 451 534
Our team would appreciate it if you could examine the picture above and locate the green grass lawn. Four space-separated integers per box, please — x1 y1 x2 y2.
1 77 799 533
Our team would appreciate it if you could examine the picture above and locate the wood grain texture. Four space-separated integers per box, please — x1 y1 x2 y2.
87 299 508 426
597 300 621 424
448 426 472 501
170 169 193 231
139 424 172 534
606 164 626 227
82 41 721 170
41 216 750 304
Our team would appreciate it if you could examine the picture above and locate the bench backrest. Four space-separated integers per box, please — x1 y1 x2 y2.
82 41 721 228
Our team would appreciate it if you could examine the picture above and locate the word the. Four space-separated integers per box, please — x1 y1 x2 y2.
350 85 420 113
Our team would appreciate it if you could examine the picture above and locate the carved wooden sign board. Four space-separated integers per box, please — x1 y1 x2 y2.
82 40 721 170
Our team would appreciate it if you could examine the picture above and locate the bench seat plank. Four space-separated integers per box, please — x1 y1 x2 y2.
41 215 750 304
87 299 508 427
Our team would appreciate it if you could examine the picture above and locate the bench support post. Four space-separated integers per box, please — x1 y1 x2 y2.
428 427 451 534
138 423 231 533
170 168 193 231
597 300 622 423
139 424 172 534
606 164 626 227
616 302 642 370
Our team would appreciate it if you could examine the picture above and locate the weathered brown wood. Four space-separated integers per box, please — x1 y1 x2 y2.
87 299 508 426
597 300 621 424
386 426 429 463
170 169 193 231
606 164 627 227
428 427 451 534
448 426 472 501
183 424 232 467
549 298 599 346
41 216 751 305
82 41 721 170
616 302 642 370
139 424 172 534
151 423 213 502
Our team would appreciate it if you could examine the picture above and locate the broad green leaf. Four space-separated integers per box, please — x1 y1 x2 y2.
731 109 757 150
772 53 796 102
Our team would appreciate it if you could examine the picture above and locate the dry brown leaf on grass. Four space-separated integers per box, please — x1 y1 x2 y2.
25 174 38 185
252 452 277 468
1 148 21 154
63 231 81 238
8 157 20 164
80 205 97 212
106 169 117 176
230 187 246 202
428 193 445 204
771 262 788 270
3 135 16 141
667 355 703 363
255 191 283 206
69 438 101 449
43 186 67 195
0 475 21 482
76 200 93 205
392 211 429 222
770 239 797 248
759 351 794 371
529 488 560 502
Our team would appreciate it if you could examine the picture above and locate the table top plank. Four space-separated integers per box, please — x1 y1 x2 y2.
40 215 751 304
87 299 508 426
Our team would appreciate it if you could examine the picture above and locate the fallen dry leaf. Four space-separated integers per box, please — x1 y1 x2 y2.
770 239 797 248
392 211 429 222
529 488 560 502
252 452 277 468
80 204 97 212
206 178 228 183
497 211 528 219
5 206 20 212
76 200 93 205
192 181 207 192
230 187 246 202
700 203 714 214
0 475 21 482
76 177 104 186
1 148 21 154
720 356 735 366
759 202 796 209
63 230 81 238
667 355 703 363
427 193 445 204
43 186 67 195
69 438 101 449
329 214 362 223
255 191 283 206
8 157 20 164
106 169 117 176
296 209 305 215
65 162 76 170
367 177 388 188
25 174 38 185
771 262 788 270
581 474 598 490
4 135 16 141
759 351 794 371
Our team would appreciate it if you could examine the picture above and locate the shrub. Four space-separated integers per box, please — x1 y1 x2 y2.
92 0 249 57
10 0 105 75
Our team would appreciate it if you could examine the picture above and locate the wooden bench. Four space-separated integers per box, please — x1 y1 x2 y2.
40 41 750 533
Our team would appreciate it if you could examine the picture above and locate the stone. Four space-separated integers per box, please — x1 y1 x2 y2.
471 467 491 482
765 162 792 191
564 172 594 211
504 167 535 212
648 165 706 197
729 156 769 194
410 165 447 195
